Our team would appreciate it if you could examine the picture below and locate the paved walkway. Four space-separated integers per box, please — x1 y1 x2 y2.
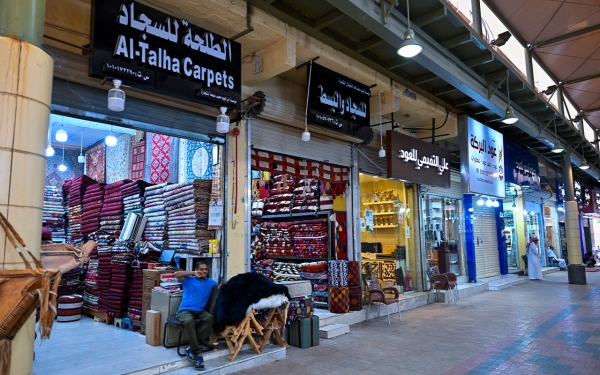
234 271 600 375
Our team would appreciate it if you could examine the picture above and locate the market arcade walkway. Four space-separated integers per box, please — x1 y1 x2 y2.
234 271 600 375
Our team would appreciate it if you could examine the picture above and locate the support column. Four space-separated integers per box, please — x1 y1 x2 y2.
0 1 54 374
557 86 565 117
562 146 586 285
525 47 535 88
471 0 482 37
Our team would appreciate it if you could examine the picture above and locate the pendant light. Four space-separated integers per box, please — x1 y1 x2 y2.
108 79 125 112
477 197 484 206
550 117 564 153
378 91 386 157
58 144 67 172
216 107 230 133
492 200 500 208
302 62 313 142
397 0 423 58
105 126 117 147
502 78 519 124
580 139 589 170
485 197 493 207
55 120 68 142
78 128 85 163
45 122 55 157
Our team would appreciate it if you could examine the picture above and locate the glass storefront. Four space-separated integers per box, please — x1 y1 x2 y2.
421 195 463 275
502 202 519 268
359 174 419 292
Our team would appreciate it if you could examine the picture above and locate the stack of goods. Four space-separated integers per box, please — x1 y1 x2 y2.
127 265 147 329
95 239 113 313
272 261 301 282
56 295 84 323
107 242 135 318
259 221 292 257
289 219 328 258
142 183 168 246
163 179 214 255
42 186 66 240
298 261 329 305
63 175 97 243
347 261 362 311
250 218 261 260
280 280 314 324
122 180 151 216
251 258 275 280
263 175 295 215
99 180 130 237
83 242 99 310
57 267 86 297
328 260 349 314
291 178 320 214
80 183 105 236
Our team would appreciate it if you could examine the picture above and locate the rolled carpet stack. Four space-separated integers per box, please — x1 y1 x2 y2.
42 186 66 239
83 241 99 310
95 240 113 314
57 266 86 297
63 175 97 243
142 183 169 246
81 183 105 236
122 180 151 216
107 242 135 317
99 180 130 238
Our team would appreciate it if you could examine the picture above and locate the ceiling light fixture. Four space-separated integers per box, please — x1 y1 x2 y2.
580 138 589 170
477 197 484 206
378 91 386 158
108 79 125 112
492 200 500 208
550 117 564 153
302 62 313 141
58 144 67 172
105 126 117 147
485 198 493 207
491 31 512 47
46 121 55 157
502 78 518 124
55 124 68 143
78 128 85 163
397 0 423 58
216 107 230 133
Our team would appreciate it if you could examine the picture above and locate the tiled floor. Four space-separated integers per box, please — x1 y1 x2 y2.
233 271 600 375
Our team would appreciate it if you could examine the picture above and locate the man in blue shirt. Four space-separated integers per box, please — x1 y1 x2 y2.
174 261 217 370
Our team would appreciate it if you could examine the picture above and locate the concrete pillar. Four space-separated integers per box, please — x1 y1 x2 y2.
471 0 482 37
562 147 586 285
0 1 53 374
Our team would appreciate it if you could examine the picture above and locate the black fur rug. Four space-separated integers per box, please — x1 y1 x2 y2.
214 272 290 333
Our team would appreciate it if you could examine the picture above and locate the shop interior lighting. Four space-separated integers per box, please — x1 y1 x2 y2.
302 62 313 141
397 0 423 58
477 197 484 206
493 200 500 208
108 79 125 112
46 122 55 157
55 123 68 142
580 160 590 170
378 91 386 157
468 207 474 212
58 144 67 172
105 126 117 147
558 206 564 212
490 31 512 47
216 107 230 134
530 211 536 216
78 128 85 163
550 117 564 153
485 198 493 207
502 79 519 125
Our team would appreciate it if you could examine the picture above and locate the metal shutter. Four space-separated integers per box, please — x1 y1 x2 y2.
421 169 462 198
250 118 352 166
356 145 386 176
51 79 221 142
473 205 500 279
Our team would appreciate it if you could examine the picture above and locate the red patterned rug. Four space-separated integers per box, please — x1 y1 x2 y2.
130 136 146 181
86 142 106 183
146 133 179 184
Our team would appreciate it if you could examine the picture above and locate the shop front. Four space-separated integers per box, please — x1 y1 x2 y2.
460 116 507 281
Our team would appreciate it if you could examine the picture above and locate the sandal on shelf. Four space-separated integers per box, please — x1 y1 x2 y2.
195 356 205 371
185 347 197 363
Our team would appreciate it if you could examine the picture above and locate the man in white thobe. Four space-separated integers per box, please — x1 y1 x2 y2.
547 247 567 270
528 237 543 280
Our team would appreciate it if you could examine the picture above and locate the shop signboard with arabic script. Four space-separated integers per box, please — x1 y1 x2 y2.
459 116 505 198
90 0 241 110
386 130 451 188
306 63 373 142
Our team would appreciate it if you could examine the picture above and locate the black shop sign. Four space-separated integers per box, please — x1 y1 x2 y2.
306 63 372 142
90 0 241 110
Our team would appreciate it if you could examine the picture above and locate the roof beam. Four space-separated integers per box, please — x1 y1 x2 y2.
464 53 494 68
314 9 345 30
564 73 600 86
434 85 459 96
412 6 447 28
414 72 438 85
534 24 600 48
440 33 472 49
453 97 476 107
355 36 385 53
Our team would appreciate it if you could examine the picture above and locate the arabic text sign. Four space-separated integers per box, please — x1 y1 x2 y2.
504 140 541 192
90 0 241 110
306 63 372 142
386 130 451 188
460 117 505 197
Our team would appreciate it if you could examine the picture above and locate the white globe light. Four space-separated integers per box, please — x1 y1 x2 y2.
477 198 484 206
216 107 230 133
485 198 493 207
46 145 55 157
302 130 310 142
105 134 118 147
493 200 500 208
378 148 386 157
55 128 68 142
58 164 67 172
78 155 85 163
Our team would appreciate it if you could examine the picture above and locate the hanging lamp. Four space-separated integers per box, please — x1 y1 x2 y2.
105 125 117 147
78 128 85 163
302 62 313 141
46 122 55 157
216 107 230 133
502 78 519 124
58 144 67 172
550 117 564 153
397 0 423 58
378 91 386 157
580 139 589 170
55 120 68 142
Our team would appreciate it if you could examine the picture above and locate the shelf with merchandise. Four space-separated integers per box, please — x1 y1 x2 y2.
363 200 399 206
373 224 399 229
373 212 398 216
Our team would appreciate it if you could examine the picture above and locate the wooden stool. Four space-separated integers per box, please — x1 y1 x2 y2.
113 318 123 328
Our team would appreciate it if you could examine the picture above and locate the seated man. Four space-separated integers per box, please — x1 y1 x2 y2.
174 261 217 371
583 251 597 268
547 246 567 270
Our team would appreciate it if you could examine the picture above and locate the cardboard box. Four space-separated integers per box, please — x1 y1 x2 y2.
288 316 319 348
145 310 161 346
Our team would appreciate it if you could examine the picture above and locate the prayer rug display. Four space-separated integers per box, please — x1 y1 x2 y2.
329 286 349 314
106 134 132 183
86 142 106 183
184 140 215 180
46 149 84 188
145 132 179 184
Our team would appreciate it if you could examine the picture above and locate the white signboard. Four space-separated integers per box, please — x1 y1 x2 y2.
460 116 505 198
